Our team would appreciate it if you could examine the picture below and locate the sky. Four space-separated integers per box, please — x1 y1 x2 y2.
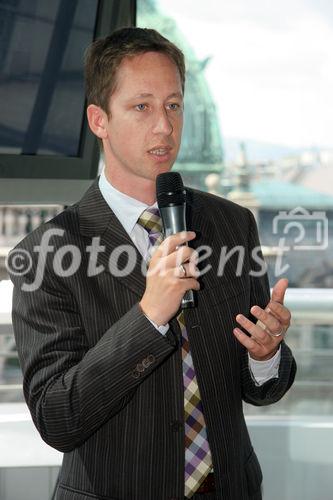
156 0 333 149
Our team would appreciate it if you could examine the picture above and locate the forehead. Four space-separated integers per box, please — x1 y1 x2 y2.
112 51 183 98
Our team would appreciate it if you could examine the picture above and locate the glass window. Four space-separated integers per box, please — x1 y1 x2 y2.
0 204 63 403
137 0 333 290
0 0 98 157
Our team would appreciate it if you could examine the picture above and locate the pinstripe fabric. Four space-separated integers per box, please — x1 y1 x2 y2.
9 178 296 500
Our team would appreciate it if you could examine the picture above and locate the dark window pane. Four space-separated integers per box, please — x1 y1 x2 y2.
0 0 98 157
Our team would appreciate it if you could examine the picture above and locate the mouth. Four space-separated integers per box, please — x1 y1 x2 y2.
148 146 172 155
148 146 173 162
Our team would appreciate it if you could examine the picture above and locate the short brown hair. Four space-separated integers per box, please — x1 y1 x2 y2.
84 27 186 115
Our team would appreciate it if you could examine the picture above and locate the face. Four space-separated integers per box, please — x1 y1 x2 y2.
96 51 184 196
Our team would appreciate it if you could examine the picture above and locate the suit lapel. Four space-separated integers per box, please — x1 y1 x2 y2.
78 177 147 298
185 189 220 290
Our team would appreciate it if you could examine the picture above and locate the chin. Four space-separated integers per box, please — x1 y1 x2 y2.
140 162 174 183
155 163 174 175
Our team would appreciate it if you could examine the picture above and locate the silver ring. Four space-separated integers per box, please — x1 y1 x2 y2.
269 328 284 338
258 319 283 338
179 263 186 277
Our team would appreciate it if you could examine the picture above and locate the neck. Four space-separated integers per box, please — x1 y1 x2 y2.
104 167 157 205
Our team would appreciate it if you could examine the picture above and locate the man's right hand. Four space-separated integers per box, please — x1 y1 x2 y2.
139 231 200 326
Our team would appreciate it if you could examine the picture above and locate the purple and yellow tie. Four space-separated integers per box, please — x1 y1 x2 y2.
137 207 164 249
137 208 213 498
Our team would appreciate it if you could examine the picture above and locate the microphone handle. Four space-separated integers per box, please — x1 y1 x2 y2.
182 289 195 309
159 205 195 309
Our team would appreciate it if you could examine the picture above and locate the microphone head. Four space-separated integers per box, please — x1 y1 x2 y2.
156 172 186 208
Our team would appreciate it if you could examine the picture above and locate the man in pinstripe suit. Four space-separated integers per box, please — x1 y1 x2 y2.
9 28 296 499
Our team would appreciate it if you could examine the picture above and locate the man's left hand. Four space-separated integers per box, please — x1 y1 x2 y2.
233 278 291 361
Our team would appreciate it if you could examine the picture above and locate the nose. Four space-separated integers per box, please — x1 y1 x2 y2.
152 107 173 135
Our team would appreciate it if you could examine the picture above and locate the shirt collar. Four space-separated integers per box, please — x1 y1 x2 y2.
98 168 157 235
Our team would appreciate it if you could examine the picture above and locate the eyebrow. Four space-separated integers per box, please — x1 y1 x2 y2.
130 92 183 100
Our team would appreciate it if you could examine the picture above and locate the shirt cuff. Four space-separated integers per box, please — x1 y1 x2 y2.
145 316 169 336
248 346 281 386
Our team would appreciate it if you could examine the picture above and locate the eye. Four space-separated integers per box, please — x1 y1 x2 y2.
167 103 181 110
135 103 147 111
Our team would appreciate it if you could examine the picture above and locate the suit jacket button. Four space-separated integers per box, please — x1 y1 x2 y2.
142 357 150 368
170 420 183 432
136 363 145 372
131 369 140 379
147 354 155 363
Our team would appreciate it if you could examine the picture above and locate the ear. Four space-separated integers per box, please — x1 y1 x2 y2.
86 104 108 139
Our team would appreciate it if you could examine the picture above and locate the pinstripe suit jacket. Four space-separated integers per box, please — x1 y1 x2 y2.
10 178 296 500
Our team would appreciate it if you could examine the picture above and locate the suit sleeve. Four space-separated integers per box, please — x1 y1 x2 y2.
10 265 177 453
240 209 297 406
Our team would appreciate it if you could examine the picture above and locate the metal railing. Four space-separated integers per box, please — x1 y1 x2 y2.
0 284 333 403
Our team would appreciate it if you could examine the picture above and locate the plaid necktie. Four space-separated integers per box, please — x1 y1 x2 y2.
137 208 213 498
137 207 164 250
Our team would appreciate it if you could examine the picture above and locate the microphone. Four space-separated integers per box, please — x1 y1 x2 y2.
156 172 195 309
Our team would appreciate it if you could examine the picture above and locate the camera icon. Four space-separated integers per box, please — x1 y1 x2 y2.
272 206 328 251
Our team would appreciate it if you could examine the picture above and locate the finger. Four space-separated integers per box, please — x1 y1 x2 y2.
250 305 284 336
181 277 200 292
233 327 258 350
233 328 280 360
235 314 275 347
147 258 200 289
265 301 291 326
156 231 196 256
149 246 195 276
271 278 288 304
234 328 280 360
174 245 198 266
185 260 200 278
233 328 268 357
158 247 197 272
176 262 200 279
148 252 199 280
